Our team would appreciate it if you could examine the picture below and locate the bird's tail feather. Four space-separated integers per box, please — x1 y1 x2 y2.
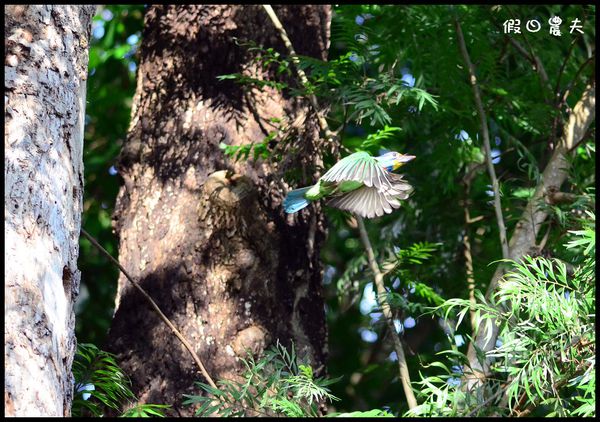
284 186 312 214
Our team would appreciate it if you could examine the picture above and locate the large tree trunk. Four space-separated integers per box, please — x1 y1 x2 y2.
106 5 331 415
4 5 94 416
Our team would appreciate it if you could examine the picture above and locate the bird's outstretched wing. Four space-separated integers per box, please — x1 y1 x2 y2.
385 172 414 195
321 151 399 193
328 176 413 218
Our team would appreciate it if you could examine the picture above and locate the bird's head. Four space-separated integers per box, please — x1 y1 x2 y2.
375 151 416 171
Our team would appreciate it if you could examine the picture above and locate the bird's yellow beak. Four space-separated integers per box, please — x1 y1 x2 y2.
393 154 416 170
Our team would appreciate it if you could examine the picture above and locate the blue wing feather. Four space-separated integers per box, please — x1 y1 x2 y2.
283 187 312 214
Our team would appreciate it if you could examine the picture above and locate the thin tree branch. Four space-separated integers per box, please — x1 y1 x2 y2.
505 35 551 93
455 17 510 260
567 125 594 154
504 6 552 99
558 55 595 109
554 6 591 102
550 54 595 151
546 190 578 205
464 83 595 390
466 336 593 416
80 229 218 390
554 37 580 100
460 180 478 332
466 385 505 417
262 5 337 145
509 338 594 417
489 7 550 99
356 216 418 410
264 4 417 408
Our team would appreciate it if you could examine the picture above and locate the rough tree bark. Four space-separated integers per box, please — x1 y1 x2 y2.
4 5 95 416
105 5 331 415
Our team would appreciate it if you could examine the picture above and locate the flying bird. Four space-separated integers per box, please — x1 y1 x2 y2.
283 151 415 218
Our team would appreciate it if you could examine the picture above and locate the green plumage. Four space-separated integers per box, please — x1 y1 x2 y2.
304 180 363 200
284 151 414 218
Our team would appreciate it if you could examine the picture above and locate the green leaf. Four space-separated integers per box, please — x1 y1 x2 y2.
331 409 394 417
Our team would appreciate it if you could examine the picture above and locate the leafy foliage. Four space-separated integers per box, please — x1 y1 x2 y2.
407 212 595 417
335 253 368 299
329 409 394 417
72 343 168 417
358 126 402 151
77 3 595 418
183 342 340 417
321 4 594 415
120 404 172 418
72 343 134 416
219 131 277 162
216 39 294 92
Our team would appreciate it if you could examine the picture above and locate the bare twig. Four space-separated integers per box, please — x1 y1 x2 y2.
262 5 337 145
466 385 505 417
489 7 550 98
80 229 218 390
505 36 551 93
460 163 481 331
554 37 580 100
490 14 549 96
460 184 478 332
463 221 477 331
554 7 591 102
356 217 418 409
504 6 552 98
455 17 510 260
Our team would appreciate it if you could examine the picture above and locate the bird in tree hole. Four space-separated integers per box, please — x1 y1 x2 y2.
284 151 415 218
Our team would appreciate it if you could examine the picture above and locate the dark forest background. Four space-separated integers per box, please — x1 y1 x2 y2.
76 5 595 416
